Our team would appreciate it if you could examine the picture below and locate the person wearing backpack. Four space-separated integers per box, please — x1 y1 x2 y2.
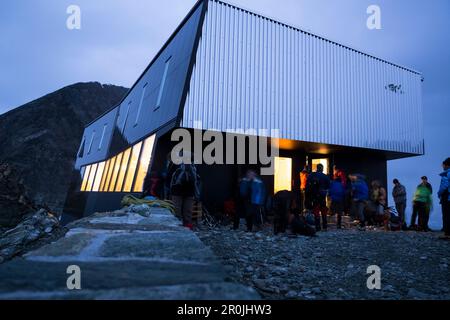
349 174 369 230
392 179 407 230
329 177 345 229
410 177 433 231
438 157 450 240
272 190 295 235
306 164 330 231
169 158 200 231
239 170 266 232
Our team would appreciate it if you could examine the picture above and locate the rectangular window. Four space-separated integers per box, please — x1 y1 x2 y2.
105 156 117 192
92 162 105 192
88 131 96 154
133 135 156 192
99 159 110 192
78 137 86 158
123 142 142 192
80 165 91 191
109 153 123 192
122 102 131 133
86 163 98 192
156 57 171 109
134 83 148 126
98 124 107 150
115 148 131 192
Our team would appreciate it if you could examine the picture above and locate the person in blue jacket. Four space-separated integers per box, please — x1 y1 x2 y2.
438 157 450 240
349 174 369 230
239 170 266 232
329 177 346 229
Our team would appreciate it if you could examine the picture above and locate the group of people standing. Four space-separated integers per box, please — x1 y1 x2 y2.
144 153 450 240
299 157 450 238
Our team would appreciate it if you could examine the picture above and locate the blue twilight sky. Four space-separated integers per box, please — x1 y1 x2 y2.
0 1 449 227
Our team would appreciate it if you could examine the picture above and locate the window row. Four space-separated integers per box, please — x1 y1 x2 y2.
80 135 156 193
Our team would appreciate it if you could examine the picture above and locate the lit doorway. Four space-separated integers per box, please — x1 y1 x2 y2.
274 157 292 194
311 158 330 175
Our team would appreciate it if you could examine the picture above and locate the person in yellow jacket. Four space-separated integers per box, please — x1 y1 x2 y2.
410 177 433 231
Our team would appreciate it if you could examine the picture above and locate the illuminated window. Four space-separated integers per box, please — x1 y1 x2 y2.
135 83 148 126
123 142 142 192
92 161 105 192
86 163 98 192
312 158 330 175
88 131 95 154
156 57 171 109
105 156 116 192
109 153 123 192
98 124 107 150
133 135 156 192
99 160 110 192
115 148 131 192
80 165 91 191
274 157 292 194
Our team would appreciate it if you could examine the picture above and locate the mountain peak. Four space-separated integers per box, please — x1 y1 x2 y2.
0 82 129 214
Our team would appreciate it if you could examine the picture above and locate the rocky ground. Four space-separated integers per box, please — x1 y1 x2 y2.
196 224 450 300
0 206 258 300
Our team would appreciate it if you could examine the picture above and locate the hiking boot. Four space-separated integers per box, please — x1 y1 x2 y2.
184 223 194 230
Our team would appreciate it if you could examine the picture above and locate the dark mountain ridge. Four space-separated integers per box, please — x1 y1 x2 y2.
0 82 128 215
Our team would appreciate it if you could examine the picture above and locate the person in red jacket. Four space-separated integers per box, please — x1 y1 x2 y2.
299 165 310 212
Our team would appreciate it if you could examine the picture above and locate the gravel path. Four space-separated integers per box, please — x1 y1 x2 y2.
196 225 450 300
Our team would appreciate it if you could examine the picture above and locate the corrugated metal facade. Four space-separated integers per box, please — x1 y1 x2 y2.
182 0 424 155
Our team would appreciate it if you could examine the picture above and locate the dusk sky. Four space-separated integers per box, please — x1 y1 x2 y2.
1 0 448 228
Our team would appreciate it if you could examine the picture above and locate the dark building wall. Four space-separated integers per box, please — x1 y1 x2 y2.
333 153 388 189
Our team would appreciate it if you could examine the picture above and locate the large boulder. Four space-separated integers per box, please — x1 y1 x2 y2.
0 163 35 228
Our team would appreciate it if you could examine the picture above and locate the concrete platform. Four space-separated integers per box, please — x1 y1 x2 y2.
0 208 259 300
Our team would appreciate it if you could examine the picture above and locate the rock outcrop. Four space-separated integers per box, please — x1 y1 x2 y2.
0 163 35 228
0 162 65 263
0 82 128 214
0 209 63 263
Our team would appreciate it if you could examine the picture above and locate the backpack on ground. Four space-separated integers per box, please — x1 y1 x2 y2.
291 214 316 237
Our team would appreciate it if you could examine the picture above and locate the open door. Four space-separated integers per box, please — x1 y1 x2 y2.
274 157 293 194
311 158 330 175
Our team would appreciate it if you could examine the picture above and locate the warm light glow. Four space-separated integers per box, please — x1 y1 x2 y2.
123 142 142 192
86 163 97 192
99 160 110 191
109 153 123 192
133 135 156 192
105 156 116 192
92 161 105 192
80 165 91 191
274 157 292 194
312 158 330 175
115 148 131 192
